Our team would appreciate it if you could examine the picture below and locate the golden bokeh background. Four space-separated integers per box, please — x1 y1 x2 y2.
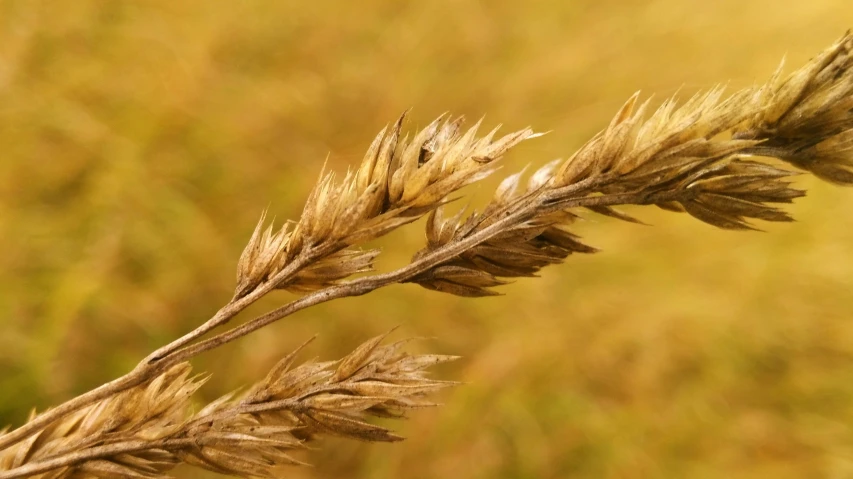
3 1 853 478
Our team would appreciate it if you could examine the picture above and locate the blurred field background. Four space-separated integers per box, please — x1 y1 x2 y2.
2 1 853 478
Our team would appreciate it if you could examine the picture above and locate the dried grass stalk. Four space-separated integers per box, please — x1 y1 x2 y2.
0 333 454 478
3 32 853 479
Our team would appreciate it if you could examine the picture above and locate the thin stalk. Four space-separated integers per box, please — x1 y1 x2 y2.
0 247 327 452
0 438 194 479
166 185 668 365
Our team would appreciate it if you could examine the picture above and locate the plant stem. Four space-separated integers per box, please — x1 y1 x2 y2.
0 438 194 479
142 250 322 364
166 183 670 365
0 177 678 461
0 249 324 452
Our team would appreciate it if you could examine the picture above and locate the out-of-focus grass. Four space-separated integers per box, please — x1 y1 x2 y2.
2 1 853 478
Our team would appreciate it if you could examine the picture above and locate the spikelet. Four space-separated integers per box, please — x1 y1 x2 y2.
0 336 456 479
0 363 203 479
234 114 540 297
409 35 853 295
734 33 853 184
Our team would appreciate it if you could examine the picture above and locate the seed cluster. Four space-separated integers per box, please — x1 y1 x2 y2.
3 32 853 479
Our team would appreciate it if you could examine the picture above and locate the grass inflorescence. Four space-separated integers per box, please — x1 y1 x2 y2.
2 31 853 479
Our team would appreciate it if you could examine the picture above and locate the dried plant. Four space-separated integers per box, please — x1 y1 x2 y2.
2 32 853 479
0 333 455 479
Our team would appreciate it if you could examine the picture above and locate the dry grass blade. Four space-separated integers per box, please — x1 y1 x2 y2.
0 335 454 479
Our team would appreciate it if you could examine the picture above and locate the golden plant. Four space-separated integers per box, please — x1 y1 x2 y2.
2 31 853 479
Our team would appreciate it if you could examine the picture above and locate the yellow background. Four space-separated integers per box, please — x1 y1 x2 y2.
2 1 853 478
